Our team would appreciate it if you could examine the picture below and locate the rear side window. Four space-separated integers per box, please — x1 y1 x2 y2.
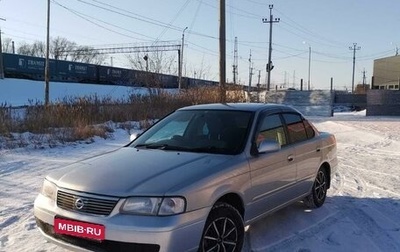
303 119 315 139
282 113 308 144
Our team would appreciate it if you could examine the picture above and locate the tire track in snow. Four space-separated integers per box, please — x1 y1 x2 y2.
366 199 400 230
339 161 368 198
0 216 20 230
252 208 345 252
255 200 400 252
347 206 400 252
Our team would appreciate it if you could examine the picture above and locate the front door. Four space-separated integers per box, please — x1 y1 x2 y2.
246 113 296 221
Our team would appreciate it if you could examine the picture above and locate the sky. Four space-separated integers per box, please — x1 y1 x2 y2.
1 0 400 90
1 79 400 251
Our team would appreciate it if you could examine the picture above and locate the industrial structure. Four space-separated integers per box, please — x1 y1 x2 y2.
373 55 400 90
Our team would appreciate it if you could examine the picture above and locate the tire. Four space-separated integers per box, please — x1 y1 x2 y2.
198 203 244 252
304 167 328 208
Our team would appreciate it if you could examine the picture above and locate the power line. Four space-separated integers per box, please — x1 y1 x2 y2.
274 8 347 48
53 0 154 41
69 0 222 43
78 0 182 32
153 0 191 44
195 0 261 20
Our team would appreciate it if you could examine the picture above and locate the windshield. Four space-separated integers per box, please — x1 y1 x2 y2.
131 110 253 155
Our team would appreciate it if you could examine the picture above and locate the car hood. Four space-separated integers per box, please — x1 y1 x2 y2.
47 147 236 197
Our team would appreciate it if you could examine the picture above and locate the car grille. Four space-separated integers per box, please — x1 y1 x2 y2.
57 190 118 216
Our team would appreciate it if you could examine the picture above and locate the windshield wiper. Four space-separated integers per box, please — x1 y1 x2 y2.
135 143 189 151
190 146 229 154
135 143 230 154
135 143 167 149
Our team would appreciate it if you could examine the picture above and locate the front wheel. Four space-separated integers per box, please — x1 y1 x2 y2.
304 168 328 208
198 203 244 252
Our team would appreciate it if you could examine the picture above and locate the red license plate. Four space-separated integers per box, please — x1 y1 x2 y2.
54 218 105 241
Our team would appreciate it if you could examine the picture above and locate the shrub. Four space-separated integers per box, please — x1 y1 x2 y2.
1 86 244 148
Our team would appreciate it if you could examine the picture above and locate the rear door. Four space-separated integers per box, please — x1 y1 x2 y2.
282 113 321 195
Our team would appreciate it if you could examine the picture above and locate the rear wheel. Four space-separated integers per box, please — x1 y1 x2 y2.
304 168 328 208
198 203 244 252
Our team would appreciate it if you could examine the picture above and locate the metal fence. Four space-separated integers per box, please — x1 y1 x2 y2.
367 90 400 116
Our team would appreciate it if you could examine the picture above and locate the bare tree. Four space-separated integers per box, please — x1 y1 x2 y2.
187 56 213 80
12 36 107 64
70 46 106 64
32 41 46 57
2 38 13 53
127 51 177 74
17 42 34 56
51 36 75 60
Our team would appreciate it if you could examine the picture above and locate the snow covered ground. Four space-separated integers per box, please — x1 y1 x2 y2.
0 78 154 106
1 78 400 251
1 112 399 252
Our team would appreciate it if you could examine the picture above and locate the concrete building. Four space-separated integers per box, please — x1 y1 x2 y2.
373 55 400 90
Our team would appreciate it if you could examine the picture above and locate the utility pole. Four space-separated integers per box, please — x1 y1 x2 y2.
248 50 253 95
349 43 361 93
262 5 279 91
233 37 238 85
0 28 4 79
0 17 6 79
45 0 50 105
219 0 226 102
293 70 296 89
284 71 287 89
307 45 311 90
362 68 367 92
257 70 261 103
178 27 188 90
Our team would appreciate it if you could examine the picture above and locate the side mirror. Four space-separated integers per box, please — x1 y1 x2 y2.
258 140 281 154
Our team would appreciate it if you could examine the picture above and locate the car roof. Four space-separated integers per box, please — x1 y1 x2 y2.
178 103 300 113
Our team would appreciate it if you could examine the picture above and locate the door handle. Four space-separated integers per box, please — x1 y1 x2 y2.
287 155 294 162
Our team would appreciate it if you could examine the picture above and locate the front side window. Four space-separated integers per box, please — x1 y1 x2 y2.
256 114 287 147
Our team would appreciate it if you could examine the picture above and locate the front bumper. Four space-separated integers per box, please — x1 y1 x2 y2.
34 193 209 252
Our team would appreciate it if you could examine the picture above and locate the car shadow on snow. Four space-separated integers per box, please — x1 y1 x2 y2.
242 196 400 252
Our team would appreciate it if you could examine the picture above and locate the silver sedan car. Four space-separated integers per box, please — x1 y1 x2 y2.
34 103 337 252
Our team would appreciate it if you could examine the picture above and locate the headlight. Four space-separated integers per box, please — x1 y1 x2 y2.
41 179 57 201
159 197 185 216
121 197 186 216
